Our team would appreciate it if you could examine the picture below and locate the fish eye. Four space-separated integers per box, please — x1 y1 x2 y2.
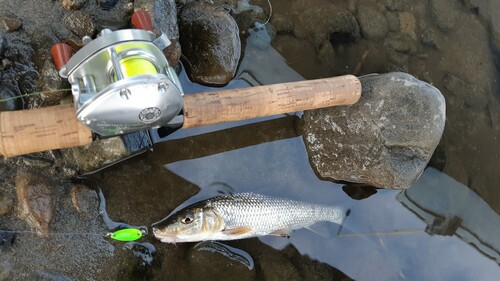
181 215 194 224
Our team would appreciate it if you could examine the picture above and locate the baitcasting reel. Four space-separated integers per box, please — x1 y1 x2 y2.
51 12 183 137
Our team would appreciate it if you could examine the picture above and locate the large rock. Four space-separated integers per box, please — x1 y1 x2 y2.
301 72 446 189
179 1 241 86
15 171 56 236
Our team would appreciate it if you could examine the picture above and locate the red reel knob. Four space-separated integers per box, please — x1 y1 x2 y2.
131 11 153 32
50 43 73 70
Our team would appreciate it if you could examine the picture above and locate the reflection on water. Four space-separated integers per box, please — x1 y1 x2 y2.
398 168 500 263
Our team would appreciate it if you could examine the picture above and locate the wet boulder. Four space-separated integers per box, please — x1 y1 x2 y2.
15 171 56 236
179 1 241 86
301 72 446 189
134 0 181 66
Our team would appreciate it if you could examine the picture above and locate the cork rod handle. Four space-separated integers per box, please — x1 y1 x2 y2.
182 75 362 128
0 103 93 157
0 75 361 157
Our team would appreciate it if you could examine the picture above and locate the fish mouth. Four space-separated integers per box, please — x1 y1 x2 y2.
152 227 177 243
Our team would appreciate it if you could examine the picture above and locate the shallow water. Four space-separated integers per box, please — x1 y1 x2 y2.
1 0 500 280
93 22 499 280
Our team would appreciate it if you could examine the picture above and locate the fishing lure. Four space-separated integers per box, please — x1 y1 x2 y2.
107 228 144 242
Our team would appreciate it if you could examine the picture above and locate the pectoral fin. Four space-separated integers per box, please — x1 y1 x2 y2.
269 227 291 237
222 226 252 236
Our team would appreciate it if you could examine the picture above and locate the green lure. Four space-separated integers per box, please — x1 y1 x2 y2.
108 228 143 241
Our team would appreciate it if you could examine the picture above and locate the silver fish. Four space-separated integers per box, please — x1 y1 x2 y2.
152 192 346 243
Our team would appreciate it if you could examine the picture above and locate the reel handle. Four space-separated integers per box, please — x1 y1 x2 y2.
0 76 361 157
183 75 361 128
0 104 92 157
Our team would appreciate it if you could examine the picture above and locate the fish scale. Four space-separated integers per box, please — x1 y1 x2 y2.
209 193 345 235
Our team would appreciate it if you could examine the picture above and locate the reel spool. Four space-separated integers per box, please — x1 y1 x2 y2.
51 12 183 137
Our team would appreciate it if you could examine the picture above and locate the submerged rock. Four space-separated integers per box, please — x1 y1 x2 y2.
429 0 459 32
357 6 388 39
179 1 241 86
328 10 360 44
71 184 99 219
301 72 446 189
15 171 56 236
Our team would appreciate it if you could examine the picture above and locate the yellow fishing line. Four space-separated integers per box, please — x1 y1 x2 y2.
119 57 158 78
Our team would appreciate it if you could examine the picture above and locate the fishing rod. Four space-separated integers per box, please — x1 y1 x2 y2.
0 10 361 158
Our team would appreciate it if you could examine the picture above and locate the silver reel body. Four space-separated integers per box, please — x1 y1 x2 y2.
60 29 184 136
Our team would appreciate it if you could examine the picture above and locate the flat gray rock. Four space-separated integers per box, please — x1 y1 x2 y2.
301 72 446 189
